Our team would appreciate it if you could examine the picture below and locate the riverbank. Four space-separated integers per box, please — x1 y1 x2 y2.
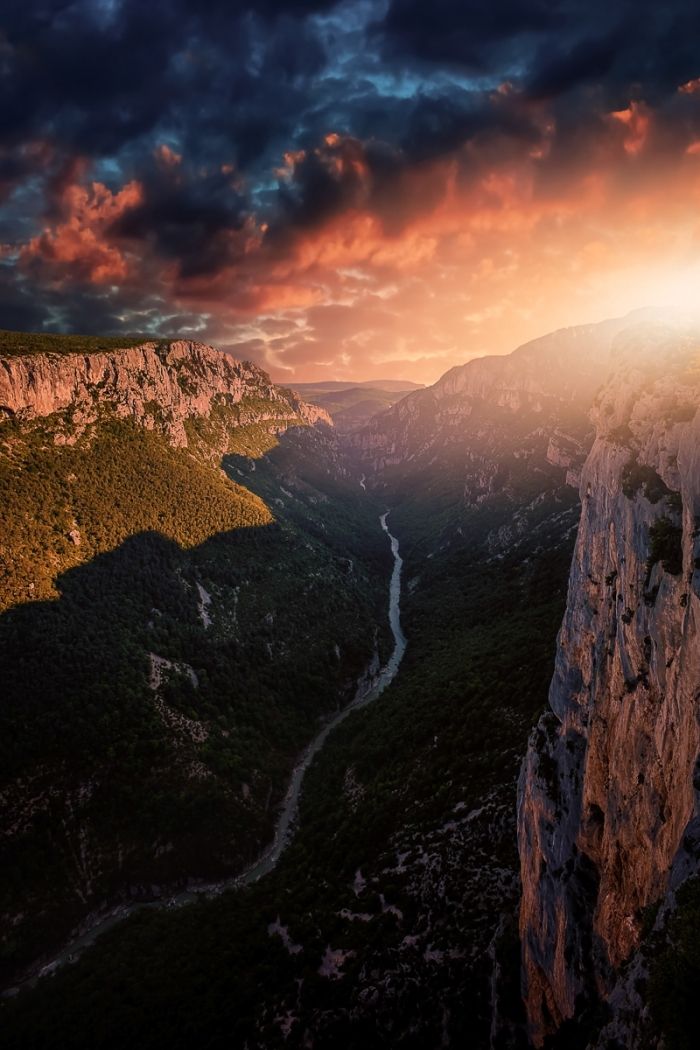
233 512 406 884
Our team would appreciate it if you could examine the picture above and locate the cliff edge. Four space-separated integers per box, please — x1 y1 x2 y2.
0 338 330 449
518 320 700 1044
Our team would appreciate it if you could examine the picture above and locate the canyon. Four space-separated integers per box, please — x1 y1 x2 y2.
2 315 700 1048
0 336 388 987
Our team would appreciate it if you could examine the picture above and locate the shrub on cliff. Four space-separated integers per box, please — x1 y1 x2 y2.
648 876 700 1050
646 516 683 577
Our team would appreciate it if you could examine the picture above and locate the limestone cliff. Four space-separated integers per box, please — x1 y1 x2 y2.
0 338 330 448
351 317 628 475
518 320 700 1045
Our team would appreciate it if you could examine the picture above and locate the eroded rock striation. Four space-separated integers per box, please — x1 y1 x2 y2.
0 339 329 447
518 320 700 1045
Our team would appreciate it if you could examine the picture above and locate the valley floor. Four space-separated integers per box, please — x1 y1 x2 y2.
5 510 407 997
1 451 578 1049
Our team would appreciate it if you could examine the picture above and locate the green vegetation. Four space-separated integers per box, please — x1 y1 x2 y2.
0 411 389 982
0 330 157 358
647 516 684 576
607 422 633 447
1 442 576 1048
0 414 271 608
183 395 301 461
648 877 700 1050
621 460 670 503
0 350 585 1046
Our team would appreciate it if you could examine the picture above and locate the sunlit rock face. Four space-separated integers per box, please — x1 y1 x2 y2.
518 320 700 1046
0 339 330 448
350 317 629 476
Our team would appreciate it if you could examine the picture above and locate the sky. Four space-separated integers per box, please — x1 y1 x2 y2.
2 1 700 383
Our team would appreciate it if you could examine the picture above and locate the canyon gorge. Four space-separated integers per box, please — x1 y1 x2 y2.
1 314 699 1048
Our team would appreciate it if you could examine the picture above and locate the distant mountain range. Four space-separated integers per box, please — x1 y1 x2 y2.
292 380 424 393
289 379 424 432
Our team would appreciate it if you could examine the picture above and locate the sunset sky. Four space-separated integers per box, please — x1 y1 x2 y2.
2 1 700 382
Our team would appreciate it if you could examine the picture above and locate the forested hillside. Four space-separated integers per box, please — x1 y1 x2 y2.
0 336 390 986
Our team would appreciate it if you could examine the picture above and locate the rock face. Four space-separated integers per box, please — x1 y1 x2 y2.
0 339 329 446
518 320 700 1045
351 317 628 476
348 317 640 572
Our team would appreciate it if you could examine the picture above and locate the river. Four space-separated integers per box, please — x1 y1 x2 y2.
236 511 406 883
8 511 407 993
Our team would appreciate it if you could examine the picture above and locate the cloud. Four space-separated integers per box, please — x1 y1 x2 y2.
608 102 651 156
2 1 700 380
374 0 558 70
110 162 253 280
154 144 182 168
19 178 143 284
526 29 623 99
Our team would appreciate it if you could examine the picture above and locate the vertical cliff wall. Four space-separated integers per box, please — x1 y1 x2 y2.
518 321 700 1044
0 339 330 446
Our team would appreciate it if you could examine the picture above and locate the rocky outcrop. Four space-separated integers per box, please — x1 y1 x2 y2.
346 317 639 570
0 339 330 447
518 320 700 1045
350 317 629 475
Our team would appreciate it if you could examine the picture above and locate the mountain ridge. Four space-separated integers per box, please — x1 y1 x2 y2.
289 379 424 433
4 314 700 1048
0 337 330 452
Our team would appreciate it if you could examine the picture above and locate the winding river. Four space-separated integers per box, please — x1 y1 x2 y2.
10 511 407 992
236 511 406 884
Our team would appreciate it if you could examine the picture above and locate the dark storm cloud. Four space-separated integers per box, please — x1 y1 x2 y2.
2 0 700 344
376 0 700 104
0 0 334 160
274 141 372 232
0 265 52 330
523 14 700 107
111 164 250 279
525 30 625 100
0 0 692 217
375 0 559 70
396 89 539 163
0 0 696 190
264 86 545 247
0 257 135 334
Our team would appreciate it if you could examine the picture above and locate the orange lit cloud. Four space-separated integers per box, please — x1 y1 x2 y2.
233 119 700 381
154 144 182 167
608 101 651 155
20 179 143 284
10 97 700 383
